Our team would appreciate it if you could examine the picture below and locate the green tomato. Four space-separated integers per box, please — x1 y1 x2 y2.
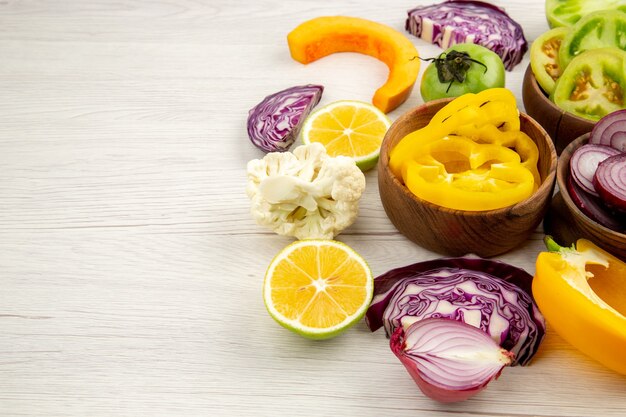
553 48 626 121
545 0 626 28
559 10 626 69
420 43 505 103
530 27 570 95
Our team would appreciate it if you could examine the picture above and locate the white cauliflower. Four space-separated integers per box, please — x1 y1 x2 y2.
246 143 366 240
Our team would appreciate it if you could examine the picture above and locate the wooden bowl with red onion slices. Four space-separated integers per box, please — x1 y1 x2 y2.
522 65 595 154
378 98 557 258
544 133 626 261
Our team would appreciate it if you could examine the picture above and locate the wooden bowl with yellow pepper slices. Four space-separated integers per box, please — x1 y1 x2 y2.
378 89 557 258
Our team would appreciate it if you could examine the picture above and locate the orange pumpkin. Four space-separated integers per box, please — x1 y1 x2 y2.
287 16 420 113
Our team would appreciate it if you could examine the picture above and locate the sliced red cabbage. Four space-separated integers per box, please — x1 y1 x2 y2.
406 1 528 70
247 85 323 153
365 258 545 366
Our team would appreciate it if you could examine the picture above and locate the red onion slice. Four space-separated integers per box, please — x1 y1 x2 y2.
590 109 626 152
391 317 513 403
566 174 625 232
594 154 626 213
611 132 626 153
570 144 621 196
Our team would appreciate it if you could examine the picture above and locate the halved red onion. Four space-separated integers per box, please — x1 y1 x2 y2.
390 317 513 403
247 84 323 153
590 109 626 152
570 144 621 196
566 174 624 232
594 153 626 213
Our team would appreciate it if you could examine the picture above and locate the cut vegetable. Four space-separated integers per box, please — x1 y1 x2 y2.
566 174 625 232
594 153 626 213
246 143 366 240
590 109 626 152
389 89 523 176
552 48 626 122
529 27 569 95
546 0 626 28
403 137 536 211
247 85 323 152
389 88 540 211
365 257 545 366
391 318 513 403
533 238 626 375
559 10 626 69
405 1 528 70
570 144 621 196
287 16 420 113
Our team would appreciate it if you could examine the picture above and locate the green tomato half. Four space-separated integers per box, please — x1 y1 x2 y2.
546 0 626 28
420 43 505 103
553 48 626 121
559 10 626 69
530 27 570 95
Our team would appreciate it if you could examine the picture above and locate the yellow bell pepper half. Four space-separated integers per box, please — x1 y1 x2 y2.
533 237 626 375
402 136 535 211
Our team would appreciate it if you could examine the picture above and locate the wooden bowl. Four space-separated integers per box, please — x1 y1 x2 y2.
522 64 595 155
378 98 557 258
545 133 626 261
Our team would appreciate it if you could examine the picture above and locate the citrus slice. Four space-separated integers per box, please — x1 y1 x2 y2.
301 100 391 171
263 239 373 339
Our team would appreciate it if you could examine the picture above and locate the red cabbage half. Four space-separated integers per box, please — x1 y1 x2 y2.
406 1 528 71
247 84 323 153
365 257 545 366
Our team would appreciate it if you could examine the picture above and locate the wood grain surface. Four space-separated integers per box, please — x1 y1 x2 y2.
1 1 625 416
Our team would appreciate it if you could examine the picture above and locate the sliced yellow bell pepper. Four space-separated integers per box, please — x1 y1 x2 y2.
429 88 520 130
389 88 519 177
402 136 535 211
452 124 541 188
533 237 626 375
388 88 542 211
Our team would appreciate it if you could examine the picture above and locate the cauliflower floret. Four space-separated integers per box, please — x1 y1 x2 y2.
246 142 366 239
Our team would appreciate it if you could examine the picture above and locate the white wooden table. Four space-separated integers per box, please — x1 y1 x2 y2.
1 1 625 416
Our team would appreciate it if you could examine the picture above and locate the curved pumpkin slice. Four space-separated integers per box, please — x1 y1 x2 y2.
287 16 420 113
